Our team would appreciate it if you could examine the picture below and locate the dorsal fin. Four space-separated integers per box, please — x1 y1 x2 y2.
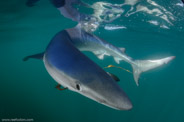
23 52 44 61
119 47 126 53
93 51 106 60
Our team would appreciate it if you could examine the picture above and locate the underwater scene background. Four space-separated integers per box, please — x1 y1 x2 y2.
0 0 184 121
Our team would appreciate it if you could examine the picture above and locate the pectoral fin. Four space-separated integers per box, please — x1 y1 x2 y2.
55 84 67 91
114 57 121 64
119 47 126 53
107 72 120 82
93 51 110 60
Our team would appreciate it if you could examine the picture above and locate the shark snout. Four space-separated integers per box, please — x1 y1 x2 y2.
102 91 133 110
80 80 133 110
114 96 133 110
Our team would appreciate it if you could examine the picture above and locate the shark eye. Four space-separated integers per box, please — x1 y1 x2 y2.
76 84 81 91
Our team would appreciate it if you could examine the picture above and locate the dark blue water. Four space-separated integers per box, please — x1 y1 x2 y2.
0 0 184 122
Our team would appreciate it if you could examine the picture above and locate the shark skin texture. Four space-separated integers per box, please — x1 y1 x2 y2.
24 30 133 110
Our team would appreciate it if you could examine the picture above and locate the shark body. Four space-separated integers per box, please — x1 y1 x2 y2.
24 30 132 110
66 26 175 86
24 27 174 110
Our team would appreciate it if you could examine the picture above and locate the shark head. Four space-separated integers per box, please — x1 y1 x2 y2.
45 57 132 110
68 74 133 110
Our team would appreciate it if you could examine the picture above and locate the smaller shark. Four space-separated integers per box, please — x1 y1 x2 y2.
24 30 133 110
65 26 175 86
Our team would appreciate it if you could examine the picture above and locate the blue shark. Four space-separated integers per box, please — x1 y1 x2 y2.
24 30 133 110
65 26 175 86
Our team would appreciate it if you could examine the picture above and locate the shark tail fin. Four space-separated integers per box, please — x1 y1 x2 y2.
131 56 175 86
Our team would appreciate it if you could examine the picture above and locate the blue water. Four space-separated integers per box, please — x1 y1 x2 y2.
0 0 184 122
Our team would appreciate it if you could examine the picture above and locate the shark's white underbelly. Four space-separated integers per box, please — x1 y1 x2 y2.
43 54 76 92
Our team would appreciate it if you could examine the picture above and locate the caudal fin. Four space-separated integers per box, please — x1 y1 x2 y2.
132 56 175 86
